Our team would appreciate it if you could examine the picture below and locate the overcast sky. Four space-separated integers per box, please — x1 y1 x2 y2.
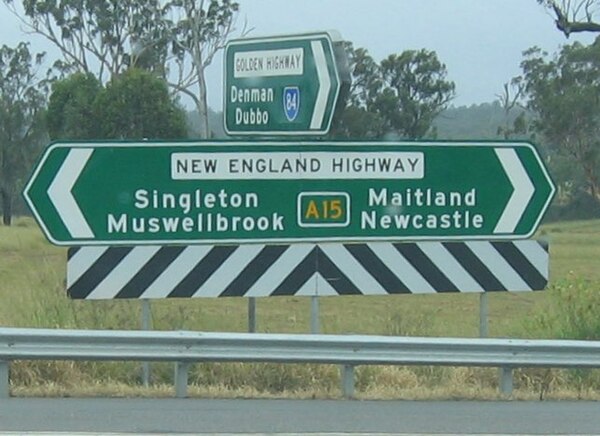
0 0 597 110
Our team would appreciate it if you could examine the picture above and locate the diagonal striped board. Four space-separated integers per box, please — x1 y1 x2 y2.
66 241 549 300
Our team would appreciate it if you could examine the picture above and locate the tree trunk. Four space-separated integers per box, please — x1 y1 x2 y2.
1 188 12 226
582 160 600 206
197 69 210 139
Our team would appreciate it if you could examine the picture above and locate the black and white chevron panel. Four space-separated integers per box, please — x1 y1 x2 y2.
66 241 548 300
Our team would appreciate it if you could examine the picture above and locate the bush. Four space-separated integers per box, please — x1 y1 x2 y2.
545 191 600 222
526 275 600 340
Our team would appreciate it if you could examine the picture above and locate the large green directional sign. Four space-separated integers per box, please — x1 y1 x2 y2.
224 32 348 136
23 141 555 246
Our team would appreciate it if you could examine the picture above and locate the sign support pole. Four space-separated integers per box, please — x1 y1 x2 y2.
0 361 8 398
310 296 320 334
479 293 489 338
141 299 152 387
248 297 257 333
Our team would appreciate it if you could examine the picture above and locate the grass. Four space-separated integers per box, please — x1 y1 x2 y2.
541 220 600 281
2 216 600 399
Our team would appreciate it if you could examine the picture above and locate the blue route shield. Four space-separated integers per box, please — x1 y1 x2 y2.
283 86 300 122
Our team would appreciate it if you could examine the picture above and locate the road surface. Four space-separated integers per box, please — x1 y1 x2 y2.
1 398 600 434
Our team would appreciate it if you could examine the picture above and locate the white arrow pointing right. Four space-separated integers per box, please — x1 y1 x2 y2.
309 40 331 130
48 148 94 238
493 148 535 234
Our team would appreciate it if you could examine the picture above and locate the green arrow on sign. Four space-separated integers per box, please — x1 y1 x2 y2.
223 32 349 136
23 141 555 246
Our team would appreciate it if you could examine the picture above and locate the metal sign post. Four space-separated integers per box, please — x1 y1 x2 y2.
141 299 152 386
248 297 257 333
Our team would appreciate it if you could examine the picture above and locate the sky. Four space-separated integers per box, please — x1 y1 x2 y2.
0 0 597 110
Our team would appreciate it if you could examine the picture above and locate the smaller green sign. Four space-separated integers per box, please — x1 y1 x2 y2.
224 32 349 136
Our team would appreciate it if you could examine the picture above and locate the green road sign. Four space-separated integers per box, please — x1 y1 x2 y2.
23 141 555 246
223 32 349 136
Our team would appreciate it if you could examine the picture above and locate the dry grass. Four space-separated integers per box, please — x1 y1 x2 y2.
10 365 600 401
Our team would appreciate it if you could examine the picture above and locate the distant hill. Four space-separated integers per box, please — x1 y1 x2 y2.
190 100 530 141
432 101 529 140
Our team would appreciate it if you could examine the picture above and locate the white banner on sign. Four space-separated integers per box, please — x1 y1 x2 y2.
171 152 424 180
233 48 304 78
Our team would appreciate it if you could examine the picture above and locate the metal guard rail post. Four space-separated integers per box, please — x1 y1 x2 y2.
2 327 600 399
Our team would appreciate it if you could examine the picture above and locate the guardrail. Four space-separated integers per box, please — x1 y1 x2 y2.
1 327 600 399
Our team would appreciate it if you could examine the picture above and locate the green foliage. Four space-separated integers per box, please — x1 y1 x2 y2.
3 0 171 81
3 0 241 141
545 190 600 221
331 45 455 139
330 105 384 139
170 0 239 55
526 276 600 340
519 38 600 209
93 69 187 139
47 69 187 140
345 46 382 109
377 50 455 139
0 42 48 225
46 72 101 140
169 0 241 138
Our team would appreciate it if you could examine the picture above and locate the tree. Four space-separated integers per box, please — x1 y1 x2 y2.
519 39 600 204
168 0 247 138
331 46 455 140
376 50 455 139
93 68 187 139
46 72 102 140
330 44 384 138
4 0 245 139
345 46 382 109
3 0 170 82
0 42 48 225
538 0 600 36
495 80 528 140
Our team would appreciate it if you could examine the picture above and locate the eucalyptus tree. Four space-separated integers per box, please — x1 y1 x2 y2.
495 80 528 140
46 72 102 140
332 46 454 140
538 0 600 36
0 43 48 225
4 0 245 139
330 44 384 138
3 0 171 81
346 46 383 109
94 69 187 140
376 49 455 139
47 69 187 140
168 0 247 138
520 40 600 204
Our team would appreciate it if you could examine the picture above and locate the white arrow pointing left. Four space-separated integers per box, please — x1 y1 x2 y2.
48 148 94 238
493 147 535 234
